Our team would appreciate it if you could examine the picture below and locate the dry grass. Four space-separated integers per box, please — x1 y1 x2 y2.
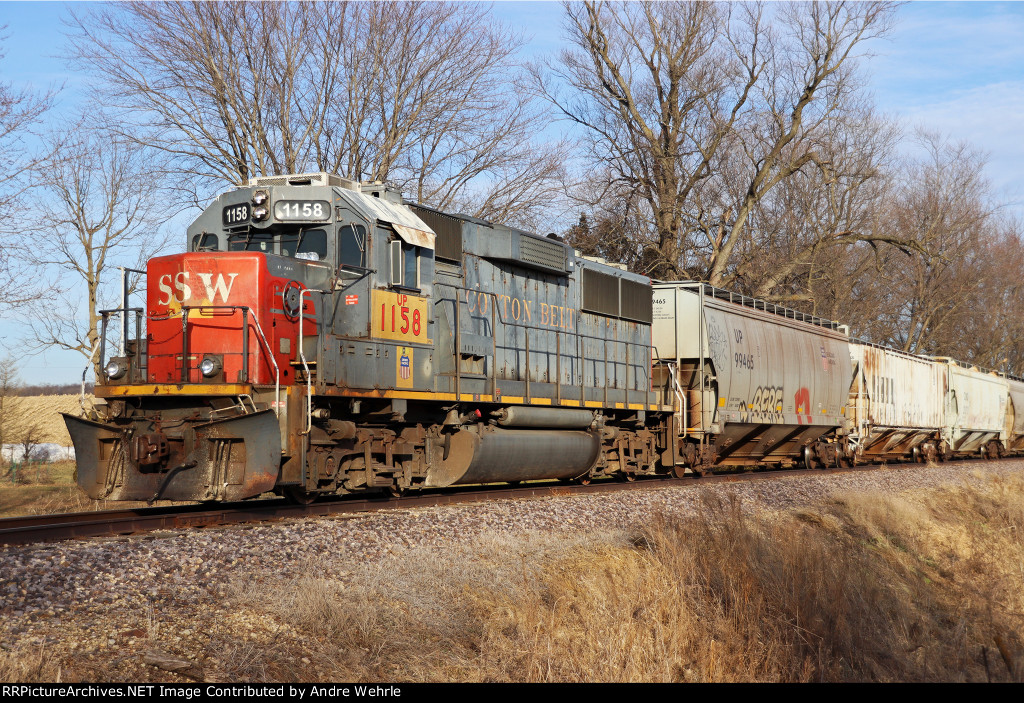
246 473 1024 682
3 472 1022 682
0 647 62 682
0 460 160 517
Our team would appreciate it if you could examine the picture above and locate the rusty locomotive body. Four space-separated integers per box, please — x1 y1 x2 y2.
62 173 1024 503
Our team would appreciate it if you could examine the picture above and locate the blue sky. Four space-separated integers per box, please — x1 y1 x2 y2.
2 1 1024 383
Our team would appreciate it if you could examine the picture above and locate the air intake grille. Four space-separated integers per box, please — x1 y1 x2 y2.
410 206 463 262
519 235 566 272
247 172 350 187
583 269 620 317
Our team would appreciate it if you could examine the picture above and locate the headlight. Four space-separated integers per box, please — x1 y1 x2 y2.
251 189 269 206
105 358 128 380
252 206 269 222
199 356 222 377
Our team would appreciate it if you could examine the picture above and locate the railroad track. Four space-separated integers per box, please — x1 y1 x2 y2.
0 459 963 546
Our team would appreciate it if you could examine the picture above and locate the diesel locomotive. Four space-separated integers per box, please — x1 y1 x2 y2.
62 172 1024 503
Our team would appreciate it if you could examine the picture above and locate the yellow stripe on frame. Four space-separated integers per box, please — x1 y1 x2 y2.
96 383 252 398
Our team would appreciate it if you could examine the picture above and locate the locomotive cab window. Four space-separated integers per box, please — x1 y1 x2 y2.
227 228 327 261
390 239 420 290
191 233 220 251
338 224 367 271
279 228 327 261
228 231 274 253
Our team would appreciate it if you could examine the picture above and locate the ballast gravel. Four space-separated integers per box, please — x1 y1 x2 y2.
1 459 1022 681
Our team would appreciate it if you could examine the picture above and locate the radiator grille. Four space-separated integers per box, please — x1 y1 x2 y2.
583 269 652 323
620 279 653 323
583 269 620 317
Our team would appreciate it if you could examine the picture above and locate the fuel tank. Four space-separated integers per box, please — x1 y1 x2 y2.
426 426 601 487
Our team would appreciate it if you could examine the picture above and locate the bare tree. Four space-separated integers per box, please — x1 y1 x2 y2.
67 1 565 228
0 29 55 309
539 1 898 283
949 221 1024 374
24 124 173 377
728 105 901 301
879 133 995 355
16 420 45 468
0 356 25 476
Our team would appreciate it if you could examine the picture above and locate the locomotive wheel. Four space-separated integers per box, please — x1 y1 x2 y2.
283 486 317 505
802 446 815 471
838 449 854 468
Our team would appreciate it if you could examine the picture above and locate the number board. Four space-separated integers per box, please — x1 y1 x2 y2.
222 203 251 226
273 200 331 222
371 290 431 344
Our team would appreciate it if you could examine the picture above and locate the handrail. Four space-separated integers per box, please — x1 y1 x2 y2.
439 282 654 405
152 304 280 415
661 280 845 332
247 313 280 416
98 307 145 384
100 303 281 412
298 289 328 434
667 361 687 439
80 341 100 416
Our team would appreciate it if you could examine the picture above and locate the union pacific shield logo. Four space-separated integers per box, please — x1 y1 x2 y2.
396 346 413 388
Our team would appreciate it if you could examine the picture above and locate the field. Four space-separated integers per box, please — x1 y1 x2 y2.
2 394 84 447
0 460 155 517
1 395 86 516
0 395 158 517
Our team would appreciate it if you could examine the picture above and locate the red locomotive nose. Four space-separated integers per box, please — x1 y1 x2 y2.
146 252 308 386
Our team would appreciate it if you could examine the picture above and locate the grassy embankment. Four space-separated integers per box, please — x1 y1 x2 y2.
6 471 1021 682
0 460 192 516
2 454 1022 681
0 460 96 517
252 472 1022 682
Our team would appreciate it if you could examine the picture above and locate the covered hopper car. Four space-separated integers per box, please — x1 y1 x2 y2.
62 173 1024 503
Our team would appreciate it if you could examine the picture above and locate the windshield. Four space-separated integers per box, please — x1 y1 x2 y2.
228 227 327 261
281 229 327 260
